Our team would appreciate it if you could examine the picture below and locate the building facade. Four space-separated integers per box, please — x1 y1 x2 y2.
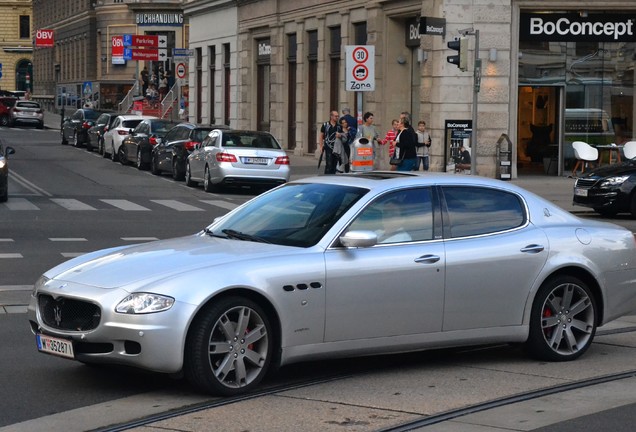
32 0 187 112
0 0 33 93
185 0 636 177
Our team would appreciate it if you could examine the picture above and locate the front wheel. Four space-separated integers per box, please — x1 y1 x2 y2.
204 166 220 192
136 148 147 170
185 163 197 187
61 129 68 145
184 297 273 395
525 275 597 362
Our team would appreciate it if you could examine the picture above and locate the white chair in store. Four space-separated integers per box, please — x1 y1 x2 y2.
623 141 636 160
571 141 598 177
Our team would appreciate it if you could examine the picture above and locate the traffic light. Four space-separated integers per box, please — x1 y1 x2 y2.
447 37 468 71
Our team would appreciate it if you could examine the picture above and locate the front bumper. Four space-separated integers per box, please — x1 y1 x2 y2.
28 289 197 373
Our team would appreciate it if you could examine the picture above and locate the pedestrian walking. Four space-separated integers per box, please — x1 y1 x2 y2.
394 117 418 171
318 110 342 175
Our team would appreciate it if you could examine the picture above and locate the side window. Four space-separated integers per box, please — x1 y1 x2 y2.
347 188 434 244
442 186 526 238
72 111 82 120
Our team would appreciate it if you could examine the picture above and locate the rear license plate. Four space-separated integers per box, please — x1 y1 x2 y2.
574 188 588 197
36 334 75 359
242 157 268 165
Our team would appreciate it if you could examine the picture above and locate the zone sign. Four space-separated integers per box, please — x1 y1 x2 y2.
345 45 375 91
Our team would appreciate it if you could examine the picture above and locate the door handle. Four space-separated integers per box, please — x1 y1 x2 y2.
414 254 441 264
520 244 545 253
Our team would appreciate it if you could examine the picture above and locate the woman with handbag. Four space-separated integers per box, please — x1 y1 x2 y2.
393 117 418 171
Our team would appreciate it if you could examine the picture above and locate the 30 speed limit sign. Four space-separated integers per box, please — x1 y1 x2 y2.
345 45 375 91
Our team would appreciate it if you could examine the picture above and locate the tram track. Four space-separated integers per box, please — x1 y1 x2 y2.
92 325 636 432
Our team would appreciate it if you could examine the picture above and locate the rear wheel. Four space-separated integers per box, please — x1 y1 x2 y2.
172 159 185 181
0 115 10 127
204 166 219 192
118 146 128 165
150 155 161 175
61 129 68 145
72 132 81 147
184 296 273 396
525 275 597 362
136 148 147 170
98 138 105 156
110 143 119 162
185 163 197 187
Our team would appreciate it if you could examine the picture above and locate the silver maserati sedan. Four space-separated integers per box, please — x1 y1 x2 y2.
28 172 636 395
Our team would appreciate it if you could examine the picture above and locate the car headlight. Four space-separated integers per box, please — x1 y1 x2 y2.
599 175 630 188
115 293 175 314
33 275 50 296
0 159 6 169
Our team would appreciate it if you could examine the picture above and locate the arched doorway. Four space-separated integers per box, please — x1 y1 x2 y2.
15 59 33 91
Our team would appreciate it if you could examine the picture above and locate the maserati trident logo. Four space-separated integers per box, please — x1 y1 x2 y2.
53 306 62 326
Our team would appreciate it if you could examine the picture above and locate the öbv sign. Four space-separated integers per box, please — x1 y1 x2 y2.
112 36 126 65
36 29 54 48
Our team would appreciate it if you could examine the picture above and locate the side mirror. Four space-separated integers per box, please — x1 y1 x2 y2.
5 146 15 157
339 230 378 248
129 129 134 135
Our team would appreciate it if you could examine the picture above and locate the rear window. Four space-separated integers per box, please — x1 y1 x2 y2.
192 129 214 142
122 120 143 128
0 98 17 108
223 133 281 149
151 121 178 136
16 102 40 109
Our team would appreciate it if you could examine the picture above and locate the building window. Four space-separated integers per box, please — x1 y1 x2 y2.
287 33 297 150
196 48 202 124
223 43 230 126
209 46 216 123
329 27 341 112
19 16 30 39
353 22 367 45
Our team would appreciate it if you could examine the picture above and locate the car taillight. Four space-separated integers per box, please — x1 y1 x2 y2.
275 156 290 165
12 108 21 112
184 140 197 151
149 136 158 146
82 121 91 129
117 130 128 135
216 152 237 163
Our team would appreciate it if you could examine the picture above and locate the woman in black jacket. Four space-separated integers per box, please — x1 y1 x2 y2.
394 118 418 171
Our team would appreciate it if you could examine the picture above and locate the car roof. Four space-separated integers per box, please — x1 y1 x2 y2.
116 115 157 121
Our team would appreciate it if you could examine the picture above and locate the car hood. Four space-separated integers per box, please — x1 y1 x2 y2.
45 235 296 289
583 161 636 178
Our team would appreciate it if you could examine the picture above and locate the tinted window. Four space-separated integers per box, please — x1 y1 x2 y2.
192 128 213 142
96 114 110 125
122 120 143 129
442 186 525 238
223 133 281 149
150 121 178 136
347 188 434 244
84 110 101 120
0 98 16 108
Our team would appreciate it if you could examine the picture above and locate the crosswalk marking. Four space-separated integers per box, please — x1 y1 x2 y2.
51 198 97 211
200 200 239 211
100 199 151 211
49 238 87 242
121 237 159 241
151 199 204 211
61 252 86 258
3 198 40 210
0 239 14 242
0 253 23 258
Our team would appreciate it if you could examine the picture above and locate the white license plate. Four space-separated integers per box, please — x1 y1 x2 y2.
36 334 75 359
574 188 588 197
243 157 268 165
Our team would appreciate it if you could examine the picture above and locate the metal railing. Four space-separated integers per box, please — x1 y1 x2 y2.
161 83 178 119
118 80 139 113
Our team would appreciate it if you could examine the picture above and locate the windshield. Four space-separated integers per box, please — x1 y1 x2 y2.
208 183 367 247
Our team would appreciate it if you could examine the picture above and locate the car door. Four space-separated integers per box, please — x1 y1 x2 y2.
190 131 219 180
104 117 120 152
156 126 180 170
126 122 148 161
64 110 81 139
324 187 446 342
440 186 549 331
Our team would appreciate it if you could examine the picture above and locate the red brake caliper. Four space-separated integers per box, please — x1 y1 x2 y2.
542 307 553 337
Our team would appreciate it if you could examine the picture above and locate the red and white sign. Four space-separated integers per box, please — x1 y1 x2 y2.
125 35 167 48
35 29 55 48
176 62 187 79
345 45 375 91
126 48 168 61
112 36 125 65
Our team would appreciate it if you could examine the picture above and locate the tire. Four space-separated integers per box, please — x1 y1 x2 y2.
172 159 185 181
119 146 128 165
110 143 118 162
61 129 68 145
37 122 44 130
72 132 81 147
525 275 597 362
0 187 7 203
184 296 273 395
204 166 219 193
594 207 617 218
185 163 197 187
136 148 147 170
630 194 636 219
150 155 161 175
0 115 9 127
86 140 93 152
99 138 106 157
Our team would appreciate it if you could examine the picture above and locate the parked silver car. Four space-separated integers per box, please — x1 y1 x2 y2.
185 129 290 192
28 173 636 396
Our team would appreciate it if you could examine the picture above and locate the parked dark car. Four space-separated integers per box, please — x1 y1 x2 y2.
86 112 118 153
120 118 178 170
61 108 111 147
150 123 225 180
0 97 17 127
10 100 44 129
573 141 636 217
0 142 16 202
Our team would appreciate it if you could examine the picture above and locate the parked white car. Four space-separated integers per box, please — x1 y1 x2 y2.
102 115 157 162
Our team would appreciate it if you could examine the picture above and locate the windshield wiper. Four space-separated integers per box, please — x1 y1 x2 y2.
222 229 271 244
203 227 228 239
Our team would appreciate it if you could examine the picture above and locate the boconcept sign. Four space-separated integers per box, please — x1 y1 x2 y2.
520 13 636 42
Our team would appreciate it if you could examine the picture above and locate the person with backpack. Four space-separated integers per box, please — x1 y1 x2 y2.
318 110 343 174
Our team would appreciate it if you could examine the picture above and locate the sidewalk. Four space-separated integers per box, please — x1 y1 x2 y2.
42 109 579 214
